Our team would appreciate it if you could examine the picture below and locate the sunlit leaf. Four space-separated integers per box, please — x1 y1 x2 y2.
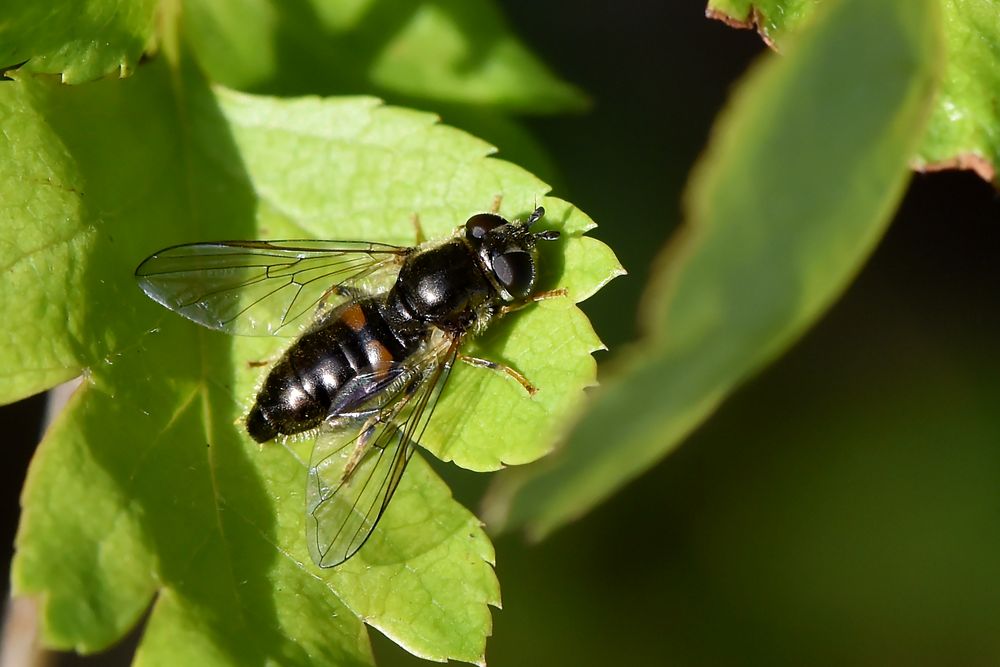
0 0 156 83
183 0 587 113
3 54 620 664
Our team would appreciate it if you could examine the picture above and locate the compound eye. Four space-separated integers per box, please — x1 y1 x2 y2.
465 213 506 240
492 250 535 298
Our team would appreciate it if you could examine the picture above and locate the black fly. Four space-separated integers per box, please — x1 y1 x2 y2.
135 207 561 567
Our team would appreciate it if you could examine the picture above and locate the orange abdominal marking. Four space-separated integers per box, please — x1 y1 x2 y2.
367 340 394 378
342 304 366 332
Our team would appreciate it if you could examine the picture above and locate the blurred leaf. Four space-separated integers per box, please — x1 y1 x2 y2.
4 55 619 665
0 0 157 83
707 0 1000 184
0 0 580 182
183 0 588 113
487 0 942 538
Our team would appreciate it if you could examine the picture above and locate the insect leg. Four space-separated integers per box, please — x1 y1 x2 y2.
490 194 503 213
247 347 289 368
411 213 426 245
341 419 378 480
338 372 425 480
499 287 569 317
458 353 538 396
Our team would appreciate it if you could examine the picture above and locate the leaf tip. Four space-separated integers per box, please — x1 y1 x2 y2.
913 152 996 185
705 3 779 50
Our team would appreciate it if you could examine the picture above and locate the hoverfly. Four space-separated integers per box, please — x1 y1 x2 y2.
135 206 561 567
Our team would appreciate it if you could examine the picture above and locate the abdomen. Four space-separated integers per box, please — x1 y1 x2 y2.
245 298 422 442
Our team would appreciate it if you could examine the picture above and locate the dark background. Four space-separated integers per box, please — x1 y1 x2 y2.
5 2 1000 665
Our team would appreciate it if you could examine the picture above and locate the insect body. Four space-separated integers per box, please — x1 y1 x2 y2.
135 207 560 567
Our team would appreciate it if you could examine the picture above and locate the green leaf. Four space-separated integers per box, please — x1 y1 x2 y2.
707 0 1000 184
705 0 818 39
182 0 588 113
915 0 1000 181
0 0 157 83
4 58 620 665
488 0 942 538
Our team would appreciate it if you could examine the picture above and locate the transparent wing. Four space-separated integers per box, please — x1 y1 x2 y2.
135 239 409 336
305 335 461 568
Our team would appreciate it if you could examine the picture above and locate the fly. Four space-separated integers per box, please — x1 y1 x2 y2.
135 206 561 567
